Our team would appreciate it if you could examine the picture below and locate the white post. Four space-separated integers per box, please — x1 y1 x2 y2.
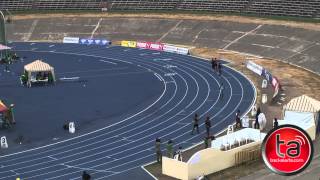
69 122 75 134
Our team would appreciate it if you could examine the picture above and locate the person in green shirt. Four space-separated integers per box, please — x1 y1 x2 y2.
167 140 173 158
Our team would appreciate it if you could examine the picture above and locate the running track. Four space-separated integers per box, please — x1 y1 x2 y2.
0 42 256 179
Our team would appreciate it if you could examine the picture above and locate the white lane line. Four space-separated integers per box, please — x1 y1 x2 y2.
3 46 252 180
0 66 175 178
223 24 263 50
49 45 55 48
61 53 254 180
47 156 58 160
153 73 163 81
99 59 117 65
27 53 200 179
19 48 242 180
141 164 158 180
0 65 173 170
91 18 102 38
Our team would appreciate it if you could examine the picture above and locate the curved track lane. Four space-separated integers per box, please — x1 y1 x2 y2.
0 42 256 180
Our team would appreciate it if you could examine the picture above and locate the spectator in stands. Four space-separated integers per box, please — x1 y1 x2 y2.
155 138 162 163
235 109 241 129
82 171 91 180
205 116 211 137
255 107 261 129
273 118 279 129
191 113 200 135
166 140 173 158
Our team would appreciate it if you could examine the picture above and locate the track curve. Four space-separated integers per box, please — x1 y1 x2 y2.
0 42 256 179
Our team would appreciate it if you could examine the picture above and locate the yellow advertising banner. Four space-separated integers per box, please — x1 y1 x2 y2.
121 41 137 48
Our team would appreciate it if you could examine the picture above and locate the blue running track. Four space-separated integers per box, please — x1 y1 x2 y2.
0 42 256 179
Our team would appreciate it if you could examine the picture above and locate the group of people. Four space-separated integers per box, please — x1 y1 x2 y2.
155 138 183 162
211 57 222 75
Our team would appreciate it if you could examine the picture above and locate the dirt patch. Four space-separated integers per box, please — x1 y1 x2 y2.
12 13 320 31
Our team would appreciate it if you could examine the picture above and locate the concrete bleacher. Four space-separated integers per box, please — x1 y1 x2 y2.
244 0 320 18
1 0 320 19
110 0 180 11
176 0 249 13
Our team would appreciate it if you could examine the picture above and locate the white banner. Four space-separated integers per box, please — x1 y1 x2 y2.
246 61 263 76
63 37 79 44
163 44 189 55
0 44 11 50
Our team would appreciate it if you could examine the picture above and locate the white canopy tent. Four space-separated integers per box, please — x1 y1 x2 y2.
283 95 320 134
24 60 56 87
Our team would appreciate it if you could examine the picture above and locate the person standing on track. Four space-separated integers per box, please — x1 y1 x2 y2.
167 140 174 158
211 58 217 72
82 171 91 180
255 107 261 129
235 109 242 129
218 61 222 76
273 118 279 129
205 116 211 137
191 113 200 135
155 138 162 163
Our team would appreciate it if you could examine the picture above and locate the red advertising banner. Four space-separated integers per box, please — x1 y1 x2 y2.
137 41 164 51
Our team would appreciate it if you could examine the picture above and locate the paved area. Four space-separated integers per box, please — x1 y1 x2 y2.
6 15 320 74
0 42 255 179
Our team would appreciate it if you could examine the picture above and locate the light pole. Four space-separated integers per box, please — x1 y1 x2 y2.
0 10 7 60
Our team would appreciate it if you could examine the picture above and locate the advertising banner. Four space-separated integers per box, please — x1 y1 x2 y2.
79 38 111 46
262 69 273 83
63 37 79 44
246 61 263 76
121 41 137 48
0 44 11 50
137 41 148 49
163 44 177 53
163 44 189 55
176 47 189 55
148 42 164 51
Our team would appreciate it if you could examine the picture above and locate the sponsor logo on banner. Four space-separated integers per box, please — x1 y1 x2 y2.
246 61 263 75
79 38 111 46
63 37 80 44
121 41 137 48
137 41 147 49
262 125 313 175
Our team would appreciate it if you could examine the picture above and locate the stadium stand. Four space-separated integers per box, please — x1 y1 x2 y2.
110 0 180 11
0 0 319 19
176 0 249 13
244 0 320 18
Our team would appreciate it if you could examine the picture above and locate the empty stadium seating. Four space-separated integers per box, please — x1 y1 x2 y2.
0 0 319 18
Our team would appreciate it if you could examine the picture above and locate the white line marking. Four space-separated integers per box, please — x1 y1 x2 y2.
99 59 117 65
223 24 263 50
49 45 55 48
24 19 39 41
90 18 102 38
157 19 183 42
